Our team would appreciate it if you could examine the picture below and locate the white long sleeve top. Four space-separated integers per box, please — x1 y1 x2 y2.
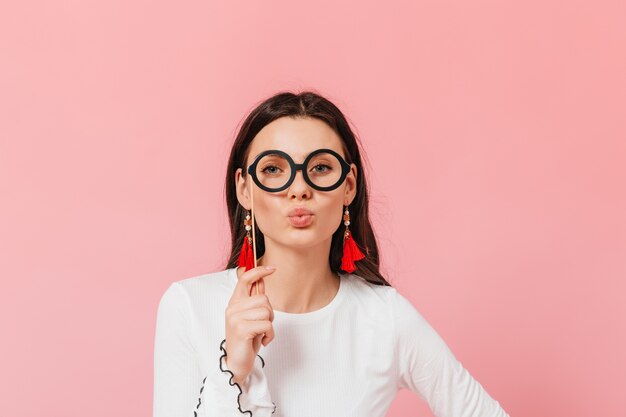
153 267 510 417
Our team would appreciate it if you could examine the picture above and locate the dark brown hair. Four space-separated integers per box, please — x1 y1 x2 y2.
223 90 391 287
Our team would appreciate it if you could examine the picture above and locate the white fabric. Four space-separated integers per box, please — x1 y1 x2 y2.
153 267 510 417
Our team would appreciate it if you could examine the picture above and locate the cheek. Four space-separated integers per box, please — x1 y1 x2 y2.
327 209 343 234
249 193 281 229
319 198 345 231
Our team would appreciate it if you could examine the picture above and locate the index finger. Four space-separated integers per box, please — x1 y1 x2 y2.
233 266 275 299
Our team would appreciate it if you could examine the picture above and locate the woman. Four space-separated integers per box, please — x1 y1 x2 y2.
153 91 510 417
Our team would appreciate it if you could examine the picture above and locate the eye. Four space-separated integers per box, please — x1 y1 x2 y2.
260 165 282 174
311 164 332 173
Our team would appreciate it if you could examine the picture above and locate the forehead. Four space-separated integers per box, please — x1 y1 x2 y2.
247 117 346 162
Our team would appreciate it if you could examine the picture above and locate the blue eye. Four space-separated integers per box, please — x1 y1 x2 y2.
261 165 282 174
311 164 331 173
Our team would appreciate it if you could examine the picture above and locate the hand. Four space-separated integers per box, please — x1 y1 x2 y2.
224 266 276 385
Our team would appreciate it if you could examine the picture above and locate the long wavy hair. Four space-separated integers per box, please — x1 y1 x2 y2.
223 90 391 287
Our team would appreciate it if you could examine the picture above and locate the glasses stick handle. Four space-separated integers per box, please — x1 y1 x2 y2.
251 183 259 296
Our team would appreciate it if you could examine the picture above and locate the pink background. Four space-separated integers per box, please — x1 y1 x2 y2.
1 1 624 416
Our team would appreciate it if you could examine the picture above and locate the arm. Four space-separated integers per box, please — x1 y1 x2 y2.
391 290 510 417
153 282 276 417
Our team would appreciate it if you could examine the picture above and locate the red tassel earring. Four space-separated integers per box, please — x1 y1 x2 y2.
341 205 365 273
237 210 255 271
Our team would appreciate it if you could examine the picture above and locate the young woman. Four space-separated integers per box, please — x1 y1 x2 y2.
153 91 510 417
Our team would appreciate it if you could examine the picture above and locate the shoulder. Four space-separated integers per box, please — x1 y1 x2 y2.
344 273 398 303
345 273 430 331
173 267 235 294
158 267 235 312
340 273 405 325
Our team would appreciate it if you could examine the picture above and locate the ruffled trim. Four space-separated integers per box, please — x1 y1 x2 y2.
193 376 206 417
219 338 277 415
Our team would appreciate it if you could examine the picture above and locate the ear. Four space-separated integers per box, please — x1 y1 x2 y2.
344 163 358 205
235 167 251 210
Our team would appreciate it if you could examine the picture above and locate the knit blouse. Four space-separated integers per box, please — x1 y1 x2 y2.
153 267 510 417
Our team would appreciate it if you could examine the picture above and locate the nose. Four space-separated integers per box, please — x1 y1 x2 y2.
288 168 311 200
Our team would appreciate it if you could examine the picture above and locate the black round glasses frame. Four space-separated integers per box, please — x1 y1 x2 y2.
246 148 352 192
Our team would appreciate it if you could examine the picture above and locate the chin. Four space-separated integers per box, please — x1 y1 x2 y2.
281 230 327 247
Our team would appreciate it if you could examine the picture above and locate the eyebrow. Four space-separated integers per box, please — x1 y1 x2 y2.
250 149 341 162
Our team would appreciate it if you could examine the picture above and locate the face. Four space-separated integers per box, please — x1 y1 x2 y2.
235 116 358 249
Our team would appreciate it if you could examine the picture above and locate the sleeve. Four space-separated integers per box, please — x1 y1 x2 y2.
214 338 277 416
153 282 276 417
391 290 510 417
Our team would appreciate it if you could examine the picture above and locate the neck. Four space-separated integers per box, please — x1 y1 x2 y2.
237 236 340 314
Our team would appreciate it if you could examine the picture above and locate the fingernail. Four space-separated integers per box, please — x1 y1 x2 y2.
265 265 276 270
